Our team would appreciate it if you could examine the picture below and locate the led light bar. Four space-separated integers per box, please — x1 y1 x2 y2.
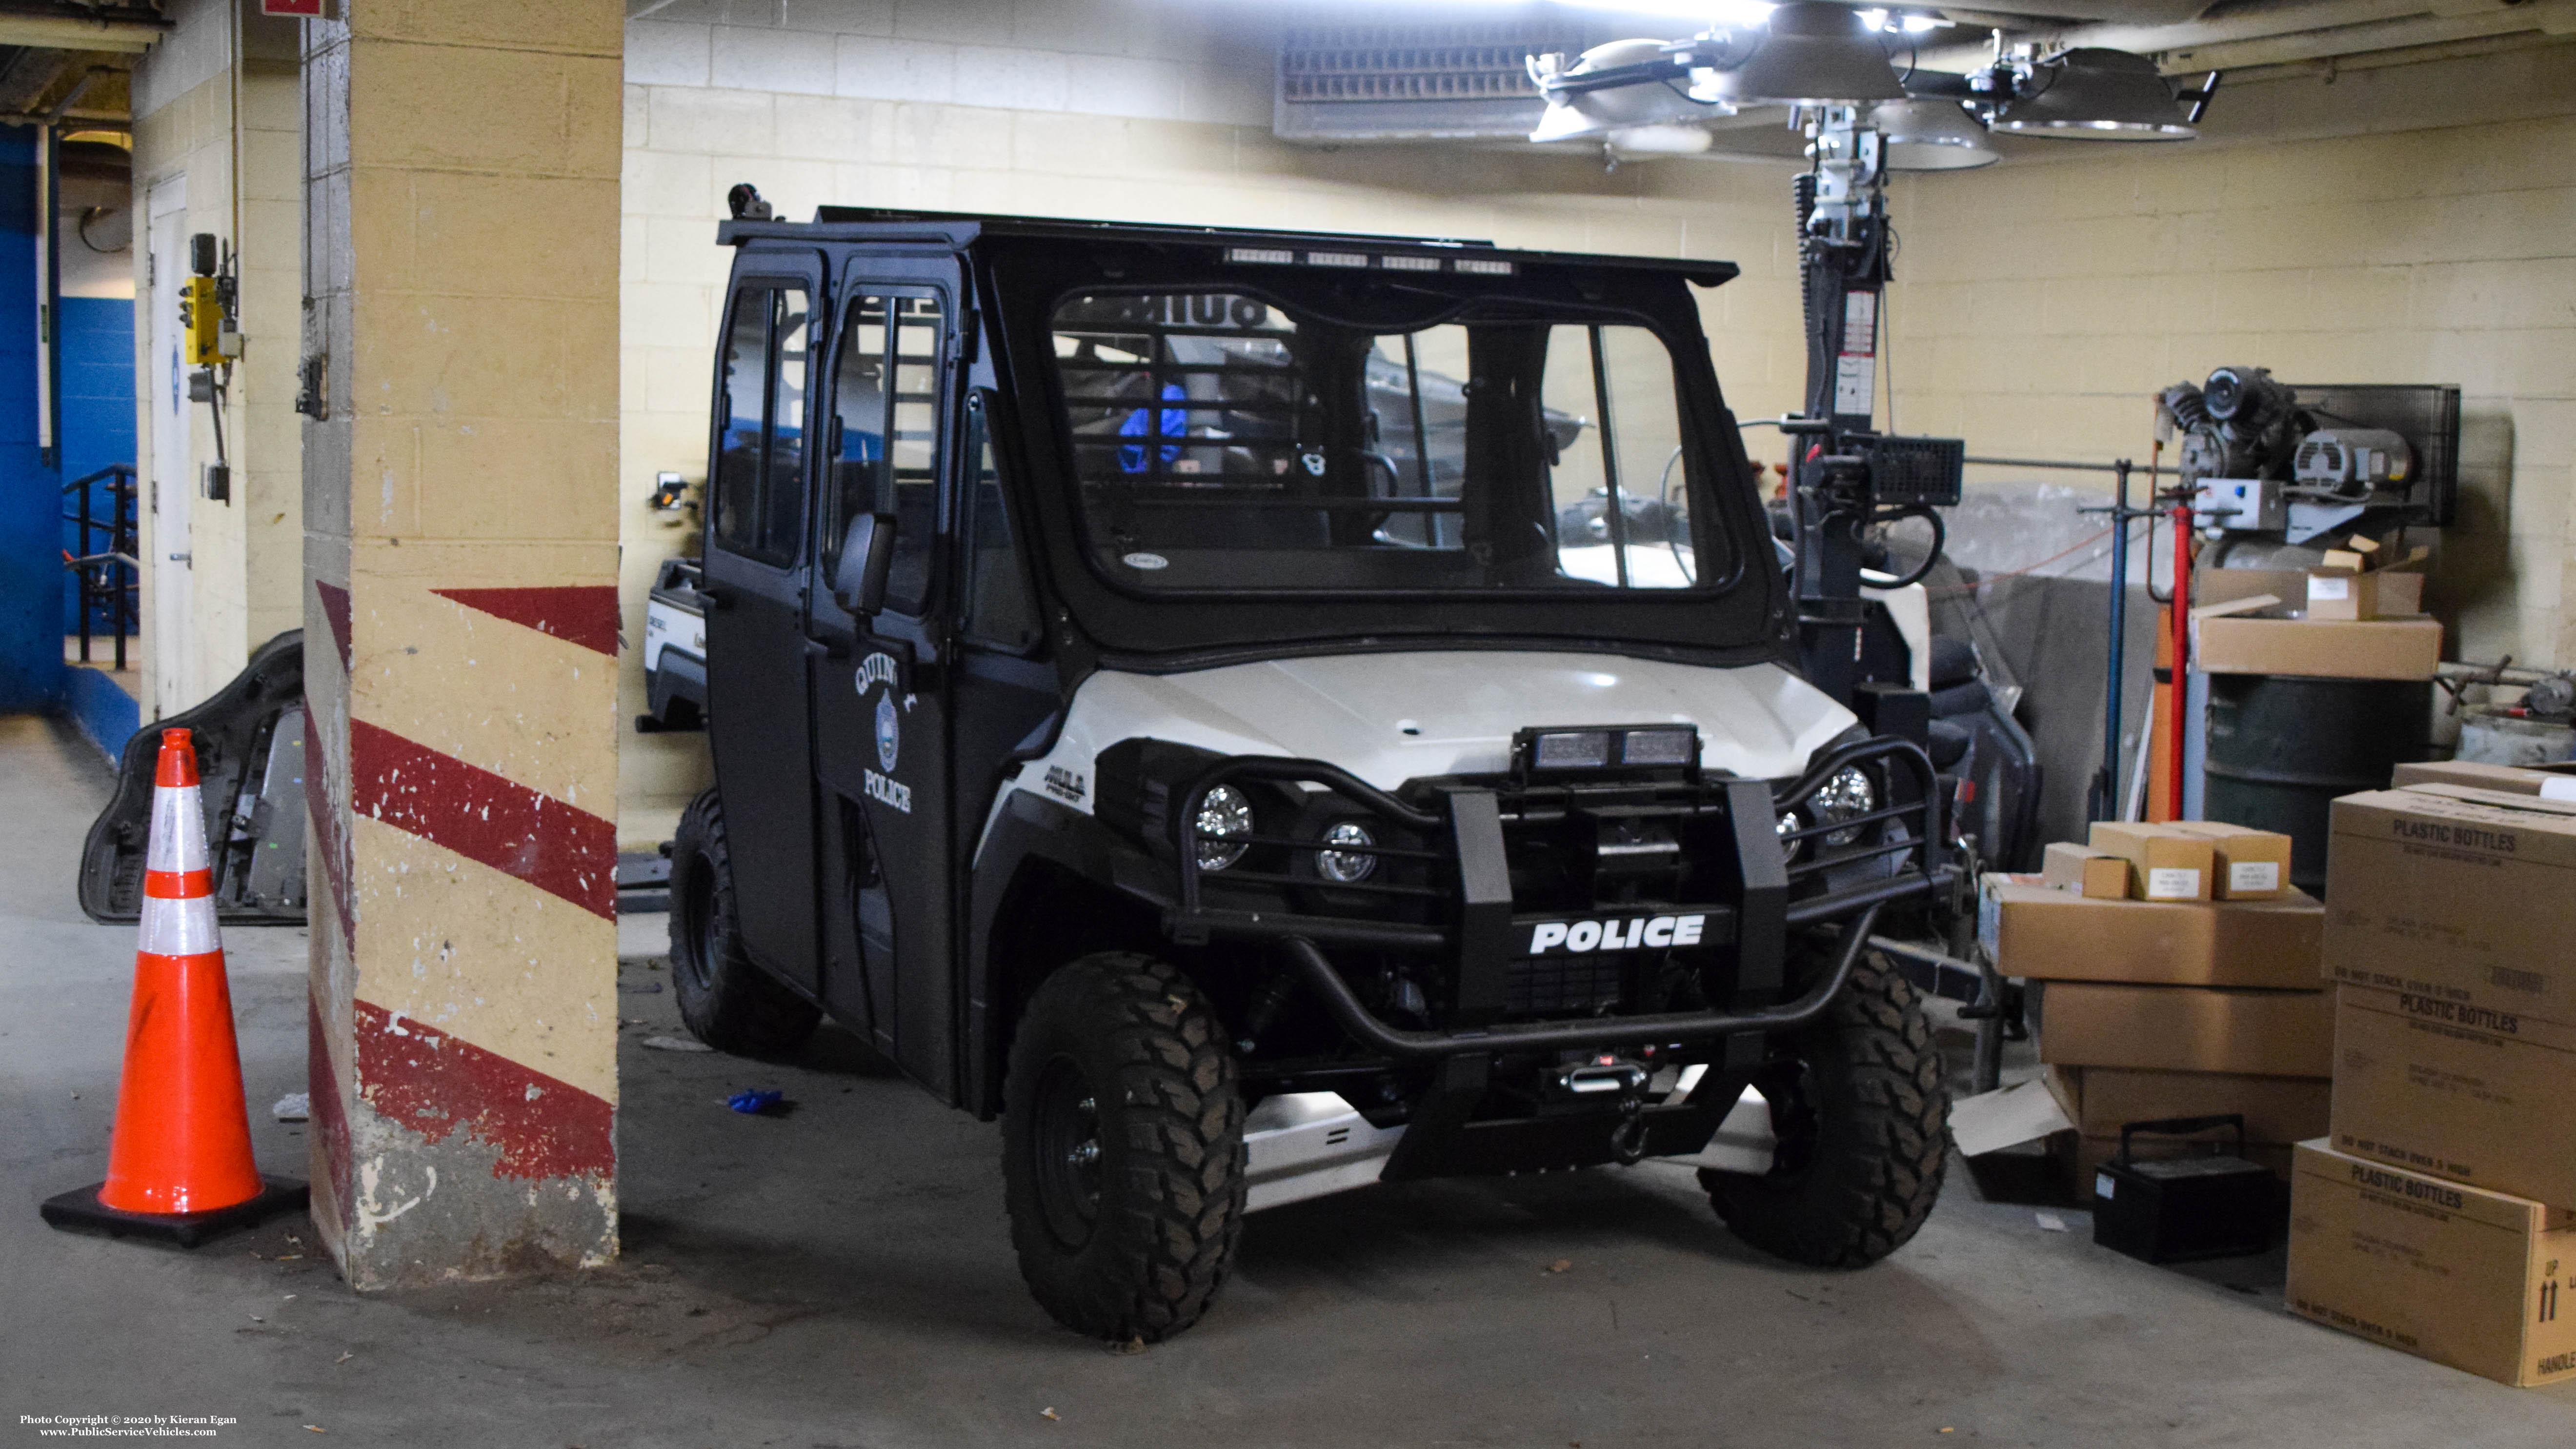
1217 247 1519 277
1517 724 1701 775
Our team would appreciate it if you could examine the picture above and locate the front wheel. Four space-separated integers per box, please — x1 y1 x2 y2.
1701 946 1950 1267
1002 953 1245 1342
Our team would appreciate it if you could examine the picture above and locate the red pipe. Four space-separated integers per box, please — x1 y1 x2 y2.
2168 503 2193 818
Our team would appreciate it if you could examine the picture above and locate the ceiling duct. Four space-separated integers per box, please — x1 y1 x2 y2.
1275 17 1591 142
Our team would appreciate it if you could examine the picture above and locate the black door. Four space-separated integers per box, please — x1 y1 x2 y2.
807 273 961 1095
703 268 824 994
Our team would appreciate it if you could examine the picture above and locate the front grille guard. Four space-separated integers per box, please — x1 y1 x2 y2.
1162 733 1946 975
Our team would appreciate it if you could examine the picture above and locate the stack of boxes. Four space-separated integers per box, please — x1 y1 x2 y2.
1979 820 2328 1193
2285 763 2576 1388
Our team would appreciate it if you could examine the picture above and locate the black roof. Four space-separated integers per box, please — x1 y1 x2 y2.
716 205 1741 287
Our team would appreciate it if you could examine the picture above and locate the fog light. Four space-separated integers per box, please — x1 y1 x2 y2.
1194 785 1253 871
1316 820 1376 884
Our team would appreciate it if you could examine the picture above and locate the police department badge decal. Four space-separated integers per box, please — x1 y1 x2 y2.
875 692 900 771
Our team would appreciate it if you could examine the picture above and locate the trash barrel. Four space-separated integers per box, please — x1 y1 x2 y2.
2203 675 2432 896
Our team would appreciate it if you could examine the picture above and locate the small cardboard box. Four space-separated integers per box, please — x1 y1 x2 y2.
2046 1065 2329 1145
1978 878 2323 989
2168 821 2292 900
2286 1140 2576 1388
2192 614 2443 680
2087 821 2215 902
2304 568 2425 622
2040 841 2130 899
2038 982 2333 1077
2328 983 2576 1209
2321 786 2576 1022
2390 759 2576 801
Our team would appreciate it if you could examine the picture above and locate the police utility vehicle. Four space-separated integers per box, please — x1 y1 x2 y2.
655 197 1953 1342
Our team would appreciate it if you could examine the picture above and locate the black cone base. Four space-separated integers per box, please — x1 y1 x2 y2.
41 1176 309 1249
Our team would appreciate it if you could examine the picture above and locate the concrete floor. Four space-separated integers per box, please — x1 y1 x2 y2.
5 712 2572 1447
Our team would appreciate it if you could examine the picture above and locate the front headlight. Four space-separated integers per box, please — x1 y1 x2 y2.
1315 820 1376 884
1194 784 1253 871
1814 766 1877 847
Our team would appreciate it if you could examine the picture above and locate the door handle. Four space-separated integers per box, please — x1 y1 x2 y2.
804 637 849 661
699 583 736 610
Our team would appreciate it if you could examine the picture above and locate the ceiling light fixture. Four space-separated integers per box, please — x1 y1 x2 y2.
1689 1 1905 107
1868 98 1997 170
1989 47 2200 141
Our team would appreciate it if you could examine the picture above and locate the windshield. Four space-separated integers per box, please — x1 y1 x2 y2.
1048 288 1732 595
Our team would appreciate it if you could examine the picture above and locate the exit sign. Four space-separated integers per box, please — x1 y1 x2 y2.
261 0 323 15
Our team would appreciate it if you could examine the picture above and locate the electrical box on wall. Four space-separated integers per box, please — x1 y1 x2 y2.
182 276 222 366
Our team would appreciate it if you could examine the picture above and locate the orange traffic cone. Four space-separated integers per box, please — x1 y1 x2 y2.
43 728 306 1247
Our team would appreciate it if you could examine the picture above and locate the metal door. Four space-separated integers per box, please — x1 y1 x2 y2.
806 268 960 1096
702 263 825 992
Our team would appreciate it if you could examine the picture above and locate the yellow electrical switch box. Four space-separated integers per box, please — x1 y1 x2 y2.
182 276 223 367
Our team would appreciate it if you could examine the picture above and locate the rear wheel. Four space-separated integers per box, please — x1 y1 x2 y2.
1700 946 1949 1267
668 791 821 1058
1003 952 1245 1342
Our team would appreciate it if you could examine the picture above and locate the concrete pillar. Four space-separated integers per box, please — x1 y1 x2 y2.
301 1 623 1288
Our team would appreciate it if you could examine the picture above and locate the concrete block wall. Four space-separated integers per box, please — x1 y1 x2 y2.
1892 93 2576 670
612 0 1814 844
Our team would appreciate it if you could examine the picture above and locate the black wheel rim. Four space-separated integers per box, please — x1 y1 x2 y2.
676 858 716 995
1031 1056 1104 1251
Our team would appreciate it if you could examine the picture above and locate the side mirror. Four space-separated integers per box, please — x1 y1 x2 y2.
833 512 897 617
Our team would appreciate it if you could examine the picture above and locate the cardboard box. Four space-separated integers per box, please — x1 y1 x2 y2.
2040 841 2129 899
2168 821 2292 900
2286 1140 2576 1388
2303 568 2424 622
2192 615 2443 680
2321 786 2576 1022
2046 1065 2329 1145
2088 821 2215 901
2390 759 2576 800
2328 983 2576 1208
1978 879 2323 989
2038 982 2333 1076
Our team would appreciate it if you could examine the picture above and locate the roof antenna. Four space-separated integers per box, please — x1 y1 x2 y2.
726 183 772 221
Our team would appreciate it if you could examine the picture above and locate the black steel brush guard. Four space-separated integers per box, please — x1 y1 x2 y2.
1158 734 1946 1059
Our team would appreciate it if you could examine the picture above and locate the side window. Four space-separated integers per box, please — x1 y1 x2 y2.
711 282 809 565
958 393 1040 650
886 296 945 613
713 288 772 555
765 293 811 561
823 294 888 574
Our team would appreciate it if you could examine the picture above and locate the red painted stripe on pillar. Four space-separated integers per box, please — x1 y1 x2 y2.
301 704 358 960
308 993 353 1236
347 719 616 919
352 998 614 1182
430 586 621 658
313 580 354 675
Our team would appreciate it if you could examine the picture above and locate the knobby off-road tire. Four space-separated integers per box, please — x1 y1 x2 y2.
1700 947 1949 1268
1003 952 1246 1342
668 791 822 1058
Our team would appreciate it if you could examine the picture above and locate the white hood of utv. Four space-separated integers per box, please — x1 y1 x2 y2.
1002 651 1855 822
